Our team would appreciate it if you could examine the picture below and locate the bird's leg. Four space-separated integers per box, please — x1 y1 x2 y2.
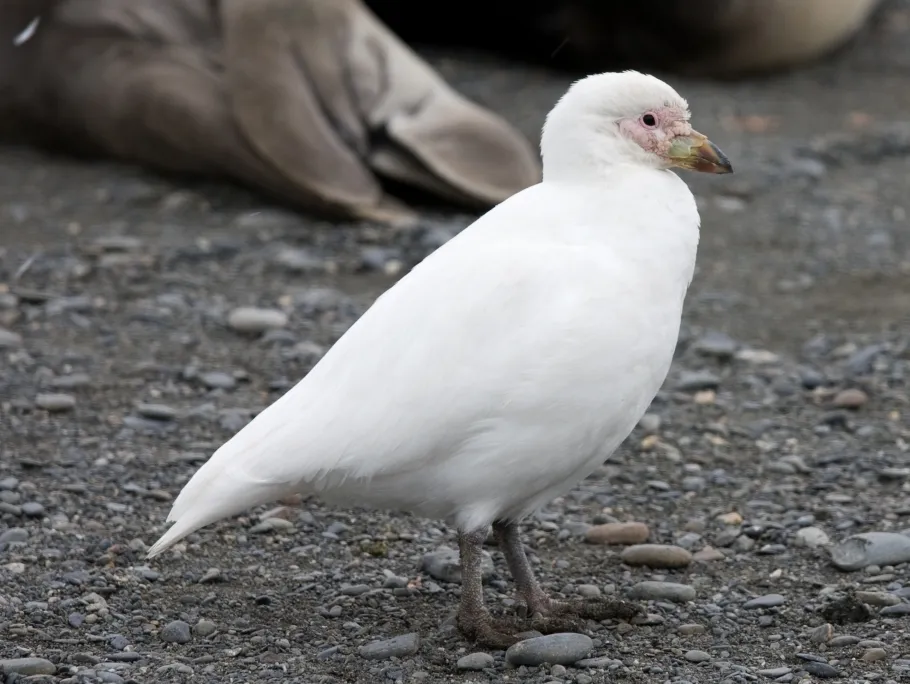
493 520 642 631
455 527 524 648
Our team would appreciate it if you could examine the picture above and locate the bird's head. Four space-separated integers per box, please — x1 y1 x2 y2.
540 71 732 179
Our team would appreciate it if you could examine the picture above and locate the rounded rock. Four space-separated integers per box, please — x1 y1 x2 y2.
830 532 910 571
193 619 217 637
505 633 594 666
457 652 494 670
627 581 696 603
0 658 56 675
358 633 420 660
620 544 692 568
160 619 192 644
585 522 650 545
685 649 711 663
743 594 787 609
35 393 76 412
227 307 288 333
832 388 868 409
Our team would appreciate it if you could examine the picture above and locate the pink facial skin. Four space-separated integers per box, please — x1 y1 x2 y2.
617 105 693 160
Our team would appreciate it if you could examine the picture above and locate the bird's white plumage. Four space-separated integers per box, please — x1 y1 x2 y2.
147 71 702 559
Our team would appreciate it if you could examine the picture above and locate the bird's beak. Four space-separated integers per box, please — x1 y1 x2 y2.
667 131 733 174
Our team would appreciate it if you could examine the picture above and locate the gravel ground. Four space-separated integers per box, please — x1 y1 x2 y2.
2 3 910 684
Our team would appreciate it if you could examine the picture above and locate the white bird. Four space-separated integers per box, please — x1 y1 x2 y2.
147 70 732 647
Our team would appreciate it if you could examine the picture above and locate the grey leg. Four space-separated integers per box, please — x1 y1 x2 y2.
455 527 522 648
493 520 642 628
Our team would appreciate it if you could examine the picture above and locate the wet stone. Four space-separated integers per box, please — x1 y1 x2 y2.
505 633 594 666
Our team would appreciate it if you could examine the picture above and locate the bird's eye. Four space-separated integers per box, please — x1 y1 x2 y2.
641 113 657 128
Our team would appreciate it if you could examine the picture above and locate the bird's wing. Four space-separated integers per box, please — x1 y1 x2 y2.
147 231 599 557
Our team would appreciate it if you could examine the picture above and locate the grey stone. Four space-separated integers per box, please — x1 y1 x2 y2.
226 307 288 333
35 393 76 412
675 370 721 391
743 594 787 609
0 528 28 544
193 619 217 637
160 619 192 643
358 633 420 660
505 633 594 666
793 526 830 549
830 532 910 571
684 650 711 663
0 658 56 675
627 581 696 603
0 328 22 348
456 652 494 670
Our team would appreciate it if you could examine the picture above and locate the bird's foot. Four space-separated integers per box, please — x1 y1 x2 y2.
521 595 643 633
456 611 526 649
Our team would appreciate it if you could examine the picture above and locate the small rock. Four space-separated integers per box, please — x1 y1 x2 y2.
808 623 833 644
585 522 650 545
758 667 792 677
861 647 887 662
802 661 840 678
0 658 56 675
200 371 236 390
684 649 711 663
832 388 868 409
880 603 910 616
421 546 493 584
627 581 696 603
136 403 178 421
828 635 860 646
35 393 76 412
693 546 726 562
21 502 45 517
0 528 28 544
676 370 720 392
678 623 706 636
193 619 217 637
505 633 594 666
358 633 420 660
456 652 494 670
693 331 737 359
855 590 900 606
743 594 787 609
793 526 831 549
620 544 692 568
227 307 288 333
160 619 192 644
830 532 910 571
0 328 22 348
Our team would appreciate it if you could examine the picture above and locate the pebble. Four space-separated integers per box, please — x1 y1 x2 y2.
421 546 494 584
160 619 192 643
832 388 868 408
861 647 887 662
758 667 792 677
0 658 56 675
0 328 22 348
620 544 692 568
136 403 178 421
585 521 650 545
193 619 217 637
693 331 737 358
678 623 706 636
21 501 45 517
35 392 76 412
358 633 420 660
743 594 787 609
829 532 910 571
684 649 711 663
802 661 840 678
856 590 900 606
793 526 830 549
0 527 28 544
675 370 720 391
808 623 833 643
880 603 910 615
627 581 696 603
200 371 236 390
505 633 593 666
226 307 288 333
456 652 494 670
